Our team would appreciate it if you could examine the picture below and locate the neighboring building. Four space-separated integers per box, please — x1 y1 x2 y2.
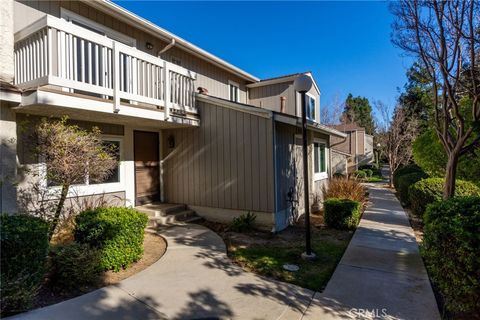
330 123 374 174
0 0 346 231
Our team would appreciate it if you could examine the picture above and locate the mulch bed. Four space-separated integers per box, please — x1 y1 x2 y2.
33 232 167 309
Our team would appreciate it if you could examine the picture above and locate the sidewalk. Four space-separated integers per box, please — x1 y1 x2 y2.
303 183 440 320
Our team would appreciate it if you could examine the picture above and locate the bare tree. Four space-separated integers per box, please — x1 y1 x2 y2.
376 102 418 187
391 0 480 198
321 94 344 125
21 117 117 240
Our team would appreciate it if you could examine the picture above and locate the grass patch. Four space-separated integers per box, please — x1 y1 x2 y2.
366 176 383 183
229 235 349 291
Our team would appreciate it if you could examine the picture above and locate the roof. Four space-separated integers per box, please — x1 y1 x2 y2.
87 0 259 82
331 122 365 132
246 72 321 95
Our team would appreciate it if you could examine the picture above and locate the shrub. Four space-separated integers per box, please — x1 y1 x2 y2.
75 207 148 272
322 177 366 204
333 172 345 179
49 242 102 291
363 169 373 177
324 198 362 230
409 178 480 217
354 170 367 179
393 164 425 189
358 164 381 177
230 212 257 232
0 214 49 315
422 197 480 315
396 171 428 206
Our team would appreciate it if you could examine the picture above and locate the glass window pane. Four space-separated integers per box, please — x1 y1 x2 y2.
320 144 326 172
314 142 320 173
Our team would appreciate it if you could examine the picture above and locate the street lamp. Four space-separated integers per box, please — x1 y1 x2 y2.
293 74 316 260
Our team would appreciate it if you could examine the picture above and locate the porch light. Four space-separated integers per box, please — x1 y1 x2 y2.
294 74 316 261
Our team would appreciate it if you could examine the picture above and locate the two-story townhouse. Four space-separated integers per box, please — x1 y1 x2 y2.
330 123 374 175
0 0 346 231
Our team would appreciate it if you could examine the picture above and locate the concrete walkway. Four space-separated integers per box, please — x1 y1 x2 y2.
10 179 440 319
303 183 440 320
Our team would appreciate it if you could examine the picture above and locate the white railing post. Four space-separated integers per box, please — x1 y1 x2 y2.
163 60 170 120
112 41 120 113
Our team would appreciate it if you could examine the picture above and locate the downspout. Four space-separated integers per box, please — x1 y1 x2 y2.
272 117 278 233
157 38 176 57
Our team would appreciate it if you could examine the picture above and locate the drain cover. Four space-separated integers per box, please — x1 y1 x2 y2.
283 264 300 272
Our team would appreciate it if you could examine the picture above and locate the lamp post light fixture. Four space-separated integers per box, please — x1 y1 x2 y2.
293 74 316 261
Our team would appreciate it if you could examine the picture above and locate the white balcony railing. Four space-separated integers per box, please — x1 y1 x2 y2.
14 15 197 117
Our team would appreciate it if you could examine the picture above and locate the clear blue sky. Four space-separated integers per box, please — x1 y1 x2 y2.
114 1 414 109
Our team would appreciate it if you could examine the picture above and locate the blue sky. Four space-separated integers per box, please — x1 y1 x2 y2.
115 1 414 110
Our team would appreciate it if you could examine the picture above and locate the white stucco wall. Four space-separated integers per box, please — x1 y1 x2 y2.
0 103 17 213
0 0 14 83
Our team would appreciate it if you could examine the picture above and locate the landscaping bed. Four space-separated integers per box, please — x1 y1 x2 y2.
33 231 166 309
196 219 352 292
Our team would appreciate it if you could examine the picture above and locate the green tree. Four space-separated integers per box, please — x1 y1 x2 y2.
341 94 375 134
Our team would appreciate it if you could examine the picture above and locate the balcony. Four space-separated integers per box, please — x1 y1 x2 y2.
14 15 197 121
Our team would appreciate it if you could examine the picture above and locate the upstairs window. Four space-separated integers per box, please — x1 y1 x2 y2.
306 94 316 121
229 81 240 102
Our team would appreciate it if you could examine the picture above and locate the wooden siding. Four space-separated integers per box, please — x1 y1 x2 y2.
249 80 321 123
14 0 250 102
162 101 275 213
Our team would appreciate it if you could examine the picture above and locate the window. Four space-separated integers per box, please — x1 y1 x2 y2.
91 140 120 184
313 140 327 180
229 81 240 102
306 94 316 121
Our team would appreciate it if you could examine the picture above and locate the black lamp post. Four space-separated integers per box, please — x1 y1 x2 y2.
293 74 316 260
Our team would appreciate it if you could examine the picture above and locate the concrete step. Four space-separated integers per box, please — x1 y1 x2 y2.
147 210 199 228
137 203 186 217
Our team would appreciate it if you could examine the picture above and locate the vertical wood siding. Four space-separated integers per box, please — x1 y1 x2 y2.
14 0 250 102
162 101 274 213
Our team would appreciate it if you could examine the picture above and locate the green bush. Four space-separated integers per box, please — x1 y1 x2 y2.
409 178 480 217
358 164 381 177
230 212 257 232
422 197 480 315
396 171 428 206
354 170 367 179
324 198 361 230
363 169 373 177
49 242 102 291
0 214 49 316
393 164 425 189
75 207 148 272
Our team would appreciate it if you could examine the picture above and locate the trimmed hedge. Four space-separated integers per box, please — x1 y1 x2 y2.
358 164 381 177
49 242 102 291
409 178 480 217
324 198 362 230
393 164 424 189
75 207 148 272
422 197 480 314
396 171 428 206
0 214 49 315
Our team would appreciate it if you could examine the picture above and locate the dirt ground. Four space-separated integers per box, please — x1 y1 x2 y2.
34 232 167 309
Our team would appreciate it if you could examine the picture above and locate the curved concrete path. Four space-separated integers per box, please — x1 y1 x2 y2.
9 224 314 320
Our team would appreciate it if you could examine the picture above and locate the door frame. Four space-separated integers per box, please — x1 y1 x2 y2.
133 130 161 206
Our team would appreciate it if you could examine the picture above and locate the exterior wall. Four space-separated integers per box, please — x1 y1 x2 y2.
161 100 275 216
0 0 14 83
358 133 374 166
248 80 321 123
357 131 365 155
13 0 250 102
331 150 348 176
0 102 18 213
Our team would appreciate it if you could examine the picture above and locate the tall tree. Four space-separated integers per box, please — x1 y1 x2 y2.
341 94 375 134
391 0 480 199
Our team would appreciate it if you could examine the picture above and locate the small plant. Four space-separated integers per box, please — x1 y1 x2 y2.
396 171 428 206
49 242 102 291
324 198 361 230
354 170 367 179
230 212 257 232
422 197 480 315
75 207 148 272
322 177 366 204
0 214 49 316
409 178 480 217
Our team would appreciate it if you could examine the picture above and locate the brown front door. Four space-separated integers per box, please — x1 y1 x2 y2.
134 131 160 206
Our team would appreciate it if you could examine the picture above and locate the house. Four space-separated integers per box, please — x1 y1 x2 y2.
0 0 346 232
330 123 374 175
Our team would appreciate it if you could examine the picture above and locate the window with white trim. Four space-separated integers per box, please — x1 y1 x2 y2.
229 81 240 102
313 140 328 180
306 94 316 121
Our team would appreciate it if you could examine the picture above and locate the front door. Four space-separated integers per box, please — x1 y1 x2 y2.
134 131 160 206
